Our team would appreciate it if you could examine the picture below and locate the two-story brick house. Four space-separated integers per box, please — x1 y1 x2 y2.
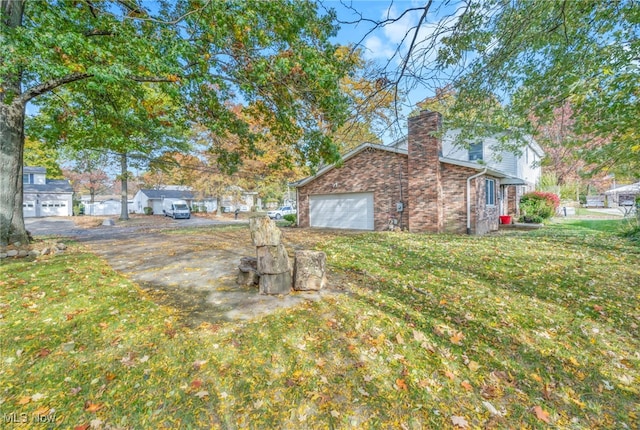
294 110 543 234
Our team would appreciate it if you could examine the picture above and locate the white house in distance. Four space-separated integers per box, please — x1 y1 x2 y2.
133 186 257 214
82 197 134 216
22 166 74 217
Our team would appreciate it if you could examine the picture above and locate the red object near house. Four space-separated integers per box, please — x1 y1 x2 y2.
499 215 512 225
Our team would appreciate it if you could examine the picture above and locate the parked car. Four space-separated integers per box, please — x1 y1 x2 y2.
162 198 191 219
267 206 296 220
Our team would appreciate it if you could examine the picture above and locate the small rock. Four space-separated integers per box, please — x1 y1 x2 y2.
29 250 40 257
40 247 51 255
18 250 29 257
56 242 67 250
7 250 18 257
102 219 115 226
0 253 7 259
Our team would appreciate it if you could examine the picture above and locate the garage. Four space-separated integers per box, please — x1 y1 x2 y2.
309 192 374 230
23 201 36 218
40 200 69 217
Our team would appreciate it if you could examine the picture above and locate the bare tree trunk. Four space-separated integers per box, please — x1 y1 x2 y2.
119 152 129 220
0 0 28 249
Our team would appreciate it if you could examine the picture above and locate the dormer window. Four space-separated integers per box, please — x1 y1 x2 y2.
23 173 34 184
468 142 483 161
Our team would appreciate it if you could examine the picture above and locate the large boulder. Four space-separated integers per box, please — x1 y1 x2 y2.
250 216 281 247
259 272 292 295
256 244 291 274
237 257 259 286
293 250 327 291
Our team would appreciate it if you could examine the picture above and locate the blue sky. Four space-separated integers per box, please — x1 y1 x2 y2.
321 1 465 140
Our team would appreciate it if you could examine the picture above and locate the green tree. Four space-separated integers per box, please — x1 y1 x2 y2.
435 0 639 173
1 0 349 248
23 139 63 179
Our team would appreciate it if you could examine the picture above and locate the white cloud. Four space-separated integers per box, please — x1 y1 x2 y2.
363 35 397 61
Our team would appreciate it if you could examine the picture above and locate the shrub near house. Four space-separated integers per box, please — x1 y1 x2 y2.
519 191 560 223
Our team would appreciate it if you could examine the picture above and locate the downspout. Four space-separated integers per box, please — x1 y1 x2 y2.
295 186 299 227
466 168 487 235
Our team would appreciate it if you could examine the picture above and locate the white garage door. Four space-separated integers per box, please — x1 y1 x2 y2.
23 201 37 218
40 201 68 217
309 192 374 230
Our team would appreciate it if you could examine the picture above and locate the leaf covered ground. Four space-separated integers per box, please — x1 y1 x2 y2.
0 220 638 429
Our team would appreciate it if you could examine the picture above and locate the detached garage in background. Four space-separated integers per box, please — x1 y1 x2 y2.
23 166 73 217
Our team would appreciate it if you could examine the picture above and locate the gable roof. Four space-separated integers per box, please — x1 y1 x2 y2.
293 142 524 188
139 189 195 200
24 179 73 194
24 166 47 174
604 181 640 195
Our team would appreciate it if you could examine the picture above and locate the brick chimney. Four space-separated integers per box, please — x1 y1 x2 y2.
407 110 444 232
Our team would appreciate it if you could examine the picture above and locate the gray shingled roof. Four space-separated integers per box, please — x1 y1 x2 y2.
140 189 195 200
24 179 73 194
24 166 47 174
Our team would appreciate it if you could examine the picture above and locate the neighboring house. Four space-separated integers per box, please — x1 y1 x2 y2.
23 166 73 217
132 189 197 215
294 110 543 234
220 186 258 212
83 197 134 216
605 181 640 207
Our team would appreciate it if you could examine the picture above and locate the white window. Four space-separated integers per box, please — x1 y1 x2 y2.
468 142 483 161
486 179 496 206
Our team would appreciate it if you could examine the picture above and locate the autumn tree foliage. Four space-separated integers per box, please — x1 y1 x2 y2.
1 0 350 248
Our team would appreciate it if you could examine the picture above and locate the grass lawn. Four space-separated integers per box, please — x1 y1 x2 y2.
1 221 638 429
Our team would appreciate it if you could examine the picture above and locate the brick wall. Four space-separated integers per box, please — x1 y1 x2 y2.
297 147 409 230
407 110 443 232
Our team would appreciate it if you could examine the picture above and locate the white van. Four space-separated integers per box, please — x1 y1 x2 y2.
162 198 191 219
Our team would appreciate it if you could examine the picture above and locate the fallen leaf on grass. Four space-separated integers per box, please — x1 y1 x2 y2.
451 415 469 428
482 401 502 417
17 396 31 405
74 425 90 430
461 380 473 391
192 360 207 370
84 402 103 413
444 370 456 380
412 329 427 342
395 378 408 391
37 348 50 358
450 332 464 345
533 405 550 423
467 361 480 372
31 392 45 401
194 390 209 399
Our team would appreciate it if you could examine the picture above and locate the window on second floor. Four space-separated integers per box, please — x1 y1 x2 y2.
468 142 483 161
23 173 34 184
